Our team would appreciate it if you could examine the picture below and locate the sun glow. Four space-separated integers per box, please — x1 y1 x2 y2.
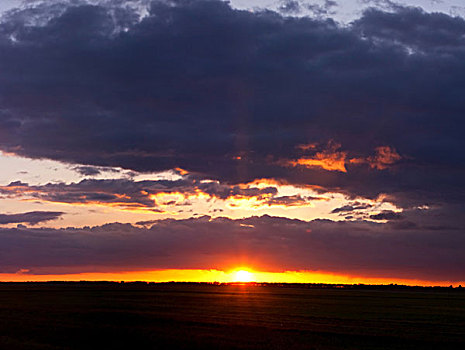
0 269 462 286
232 269 255 282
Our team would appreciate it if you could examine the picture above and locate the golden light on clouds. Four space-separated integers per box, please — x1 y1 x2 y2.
290 141 347 172
291 155 347 172
289 143 402 173
349 146 402 170
0 175 403 229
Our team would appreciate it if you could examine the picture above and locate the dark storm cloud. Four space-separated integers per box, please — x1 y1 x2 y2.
0 211 64 225
0 0 464 212
353 5 465 50
0 215 464 281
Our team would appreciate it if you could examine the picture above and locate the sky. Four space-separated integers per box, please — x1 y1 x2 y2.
0 0 464 285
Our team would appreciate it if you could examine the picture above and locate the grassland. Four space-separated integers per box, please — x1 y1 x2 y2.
0 283 464 349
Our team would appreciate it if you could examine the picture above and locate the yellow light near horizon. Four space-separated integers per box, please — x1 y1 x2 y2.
233 270 255 282
0 269 462 287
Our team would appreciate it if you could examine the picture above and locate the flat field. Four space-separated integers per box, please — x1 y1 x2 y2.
0 283 464 349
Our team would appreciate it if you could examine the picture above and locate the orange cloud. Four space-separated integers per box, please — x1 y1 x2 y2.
174 167 189 175
289 142 402 173
368 146 402 170
350 146 401 170
289 142 347 172
292 156 347 172
296 143 317 151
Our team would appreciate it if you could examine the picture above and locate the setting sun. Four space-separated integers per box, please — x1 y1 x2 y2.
233 270 255 282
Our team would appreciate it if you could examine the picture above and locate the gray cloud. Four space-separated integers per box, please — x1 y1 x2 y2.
369 210 403 220
306 0 338 17
279 0 302 14
262 194 321 206
72 166 102 176
0 211 64 225
331 203 373 214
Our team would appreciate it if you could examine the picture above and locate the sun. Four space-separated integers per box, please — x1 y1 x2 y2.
232 270 255 282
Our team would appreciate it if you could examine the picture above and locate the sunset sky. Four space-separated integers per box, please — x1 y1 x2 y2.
0 0 464 285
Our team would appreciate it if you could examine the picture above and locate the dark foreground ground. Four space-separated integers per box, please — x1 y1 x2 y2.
0 283 464 349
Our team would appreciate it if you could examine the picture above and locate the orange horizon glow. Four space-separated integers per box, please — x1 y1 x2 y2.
0 268 463 287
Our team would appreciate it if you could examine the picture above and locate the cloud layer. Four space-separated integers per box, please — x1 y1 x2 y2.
0 176 313 209
0 215 463 281
0 0 463 211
